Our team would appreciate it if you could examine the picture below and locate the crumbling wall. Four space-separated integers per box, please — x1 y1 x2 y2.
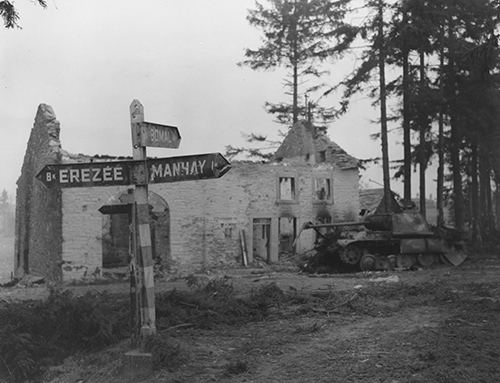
58 159 360 278
150 161 360 274
274 120 316 162
15 104 63 280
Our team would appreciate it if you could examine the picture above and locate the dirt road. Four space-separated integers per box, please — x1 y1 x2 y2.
28 255 498 383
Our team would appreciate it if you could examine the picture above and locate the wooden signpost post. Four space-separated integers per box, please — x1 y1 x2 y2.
130 100 156 339
36 100 231 347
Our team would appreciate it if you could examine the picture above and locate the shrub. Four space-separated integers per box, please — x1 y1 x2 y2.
155 280 286 331
250 282 285 309
0 290 129 382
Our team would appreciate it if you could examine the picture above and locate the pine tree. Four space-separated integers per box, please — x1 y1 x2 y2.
240 0 356 126
0 0 46 28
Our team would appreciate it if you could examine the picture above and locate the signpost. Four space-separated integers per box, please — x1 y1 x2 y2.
36 153 231 188
36 99 231 348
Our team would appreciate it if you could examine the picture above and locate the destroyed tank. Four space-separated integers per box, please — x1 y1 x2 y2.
296 200 467 271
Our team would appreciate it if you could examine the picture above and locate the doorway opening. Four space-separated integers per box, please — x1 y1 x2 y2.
279 216 297 257
101 191 170 269
252 218 271 262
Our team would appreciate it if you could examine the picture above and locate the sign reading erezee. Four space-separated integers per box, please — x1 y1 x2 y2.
37 161 133 188
133 121 181 148
36 153 230 188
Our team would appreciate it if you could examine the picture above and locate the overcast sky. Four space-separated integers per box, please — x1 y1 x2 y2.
0 0 438 199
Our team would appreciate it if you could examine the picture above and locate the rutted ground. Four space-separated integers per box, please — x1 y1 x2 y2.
30 256 500 383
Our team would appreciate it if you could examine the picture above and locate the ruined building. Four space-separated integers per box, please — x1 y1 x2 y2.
15 104 359 281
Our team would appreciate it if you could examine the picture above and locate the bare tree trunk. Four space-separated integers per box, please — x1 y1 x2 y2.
292 0 299 124
419 50 427 219
402 12 411 203
485 161 494 233
450 117 464 231
437 37 445 227
479 146 490 238
471 143 480 245
292 56 298 124
447 18 464 231
378 0 391 212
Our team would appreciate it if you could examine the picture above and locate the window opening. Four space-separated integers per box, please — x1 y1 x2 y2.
279 177 296 200
314 178 332 201
318 150 326 162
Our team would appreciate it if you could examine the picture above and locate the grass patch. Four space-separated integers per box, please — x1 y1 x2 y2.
0 279 290 382
155 280 286 330
0 289 129 382
223 360 250 376
144 334 189 371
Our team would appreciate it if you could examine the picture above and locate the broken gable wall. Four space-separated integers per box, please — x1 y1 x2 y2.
15 105 63 280
274 121 316 162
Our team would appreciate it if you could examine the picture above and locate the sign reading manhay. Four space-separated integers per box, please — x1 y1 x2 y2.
36 153 230 188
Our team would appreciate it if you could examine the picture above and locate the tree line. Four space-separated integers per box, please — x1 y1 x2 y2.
3 0 500 244
232 0 500 246
0 190 14 237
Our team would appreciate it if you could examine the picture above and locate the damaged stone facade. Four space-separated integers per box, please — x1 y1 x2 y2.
15 106 359 281
15 105 63 280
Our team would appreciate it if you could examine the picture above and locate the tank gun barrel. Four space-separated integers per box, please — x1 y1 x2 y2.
304 221 364 229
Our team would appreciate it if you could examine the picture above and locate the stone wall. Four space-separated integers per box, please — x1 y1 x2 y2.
61 186 124 280
15 106 360 281
59 160 359 279
15 105 63 280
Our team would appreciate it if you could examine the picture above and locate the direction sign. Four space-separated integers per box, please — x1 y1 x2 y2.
148 152 230 184
98 204 132 215
133 121 181 148
37 160 134 188
36 153 231 188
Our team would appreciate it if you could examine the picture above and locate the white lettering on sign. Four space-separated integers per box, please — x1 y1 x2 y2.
190 161 198 175
172 163 181 176
149 159 208 182
81 168 91 182
114 167 123 180
92 168 102 182
150 165 163 180
57 166 126 184
103 167 113 181
60 169 69 183
70 169 79 183
198 160 206 173
142 125 178 144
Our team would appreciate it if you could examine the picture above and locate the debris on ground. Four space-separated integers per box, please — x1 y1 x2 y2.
0 274 45 288
369 275 400 283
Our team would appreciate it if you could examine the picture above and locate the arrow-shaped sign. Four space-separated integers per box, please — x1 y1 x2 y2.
132 121 181 149
98 204 132 215
36 153 231 188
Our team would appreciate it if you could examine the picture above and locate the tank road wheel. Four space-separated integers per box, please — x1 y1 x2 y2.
360 252 376 271
340 245 363 265
417 253 435 267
